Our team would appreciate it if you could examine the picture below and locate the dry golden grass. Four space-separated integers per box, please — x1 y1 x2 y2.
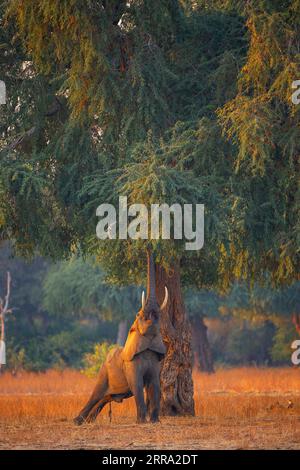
195 366 300 395
0 369 92 395
0 367 299 449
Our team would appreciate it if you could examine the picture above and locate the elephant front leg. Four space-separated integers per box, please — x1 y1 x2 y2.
146 372 160 423
126 368 147 423
134 383 147 424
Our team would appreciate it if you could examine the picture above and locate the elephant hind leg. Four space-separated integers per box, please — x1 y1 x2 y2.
86 395 111 423
86 391 133 423
74 366 108 426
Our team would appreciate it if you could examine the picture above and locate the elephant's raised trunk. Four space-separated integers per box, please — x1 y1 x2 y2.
141 248 168 312
146 248 158 307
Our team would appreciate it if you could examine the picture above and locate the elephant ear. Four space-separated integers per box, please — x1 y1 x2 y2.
121 322 151 361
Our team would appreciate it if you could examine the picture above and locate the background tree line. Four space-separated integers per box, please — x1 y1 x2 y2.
1 243 298 373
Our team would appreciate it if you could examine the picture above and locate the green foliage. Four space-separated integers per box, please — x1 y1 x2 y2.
184 288 222 319
219 281 300 325
7 0 178 137
218 0 300 286
6 347 26 373
82 341 118 378
271 322 296 364
43 256 142 321
0 243 118 371
7 322 114 372
1 243 297 370
223 321 275 365
43 258 105 318
1 1 245 288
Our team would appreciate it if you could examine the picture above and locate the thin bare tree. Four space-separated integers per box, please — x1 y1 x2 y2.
0 272 12 373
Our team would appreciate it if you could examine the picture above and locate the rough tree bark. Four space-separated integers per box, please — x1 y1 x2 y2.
155 262 195 416
191 315 214 373
116 319 128 346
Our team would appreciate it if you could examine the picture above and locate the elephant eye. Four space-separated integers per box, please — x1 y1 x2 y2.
149 311 157 321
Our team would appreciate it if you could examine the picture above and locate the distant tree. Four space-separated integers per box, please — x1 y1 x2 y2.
221 282 300 327
43 257 142 346
0 244 117 370
0 270 12 373
184 290 221 373
219 281 300 364
0 242 50 369
0 243 48 333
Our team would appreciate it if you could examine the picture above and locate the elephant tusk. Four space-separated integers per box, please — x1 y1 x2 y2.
160 286 168 310
141 291 145 310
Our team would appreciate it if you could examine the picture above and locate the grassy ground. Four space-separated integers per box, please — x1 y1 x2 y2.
0 367 299 449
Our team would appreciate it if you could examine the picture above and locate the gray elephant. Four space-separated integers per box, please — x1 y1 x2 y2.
74 249 168 425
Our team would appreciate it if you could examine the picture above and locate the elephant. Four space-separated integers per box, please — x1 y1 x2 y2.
74 249 168 425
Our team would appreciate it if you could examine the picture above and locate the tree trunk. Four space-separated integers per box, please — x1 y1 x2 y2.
155 262 195 416
116 319 128 346
0 312 4 375
191 316 214 373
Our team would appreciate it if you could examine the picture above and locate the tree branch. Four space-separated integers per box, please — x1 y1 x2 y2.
3 271 11 314
5 126 36 152
4 96 63 152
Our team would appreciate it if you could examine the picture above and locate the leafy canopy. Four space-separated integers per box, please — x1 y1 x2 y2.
0 0 298 290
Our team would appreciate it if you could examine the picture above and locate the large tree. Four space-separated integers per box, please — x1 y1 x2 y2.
1 0 299 414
